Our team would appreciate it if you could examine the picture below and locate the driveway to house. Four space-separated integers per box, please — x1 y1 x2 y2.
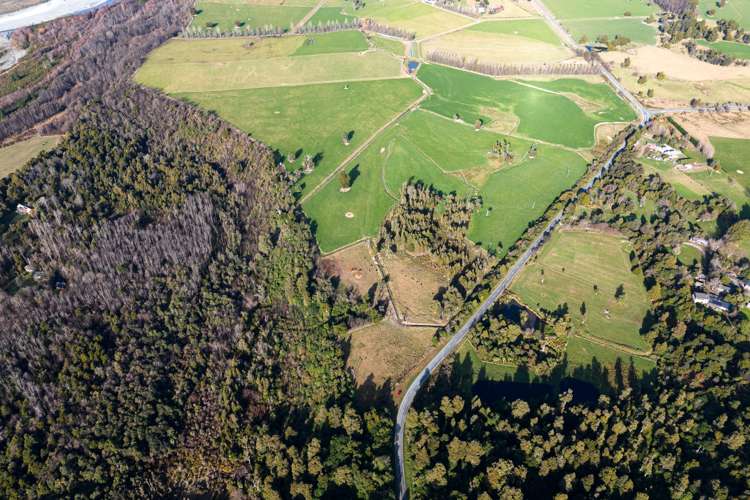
0 0 110 32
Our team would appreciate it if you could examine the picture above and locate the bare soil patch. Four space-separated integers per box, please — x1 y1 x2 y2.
320 241 380 296
381 251 450 325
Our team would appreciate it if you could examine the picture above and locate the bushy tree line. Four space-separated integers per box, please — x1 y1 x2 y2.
0 0 191 144
426 51 599 76
378 181 491 318
180 24 286 38
0 85 394 497
362 19 416 40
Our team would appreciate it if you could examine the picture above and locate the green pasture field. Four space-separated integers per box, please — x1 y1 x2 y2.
341 0 469 38
135 36 403 92
467 19 562 45
512 228 651 351
293 30 368 55
676 244 703 268
306 6 357 24
370 34 405 56
0 135 61 179
304 110 586 253
563 18 657 45
698 0 750 29
417 64 635 149
711 136 750 191
639 158 709 201
191 1 312 31
543 0 657 19
688 170 747 209
176 78 423 198
697 40 750 60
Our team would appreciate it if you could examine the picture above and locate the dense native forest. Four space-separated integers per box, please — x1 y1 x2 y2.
0 85 393 497
405 128 750 499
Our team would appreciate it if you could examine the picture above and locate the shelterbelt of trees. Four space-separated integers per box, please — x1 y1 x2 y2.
405 130 750 499
0 85 396 497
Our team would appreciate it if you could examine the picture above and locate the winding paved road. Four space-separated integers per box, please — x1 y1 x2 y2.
393 1 652 497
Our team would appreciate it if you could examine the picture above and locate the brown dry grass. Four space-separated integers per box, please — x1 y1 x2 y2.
602 46 750 107
347 320 436 404
320 241 380 296
381 251 450 325
675 112 750 145
421 31 572 65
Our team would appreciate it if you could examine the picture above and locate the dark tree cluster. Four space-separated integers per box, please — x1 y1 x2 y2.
378 181 490 316
469 299 571 376
0 0 191 144
0 86 393 498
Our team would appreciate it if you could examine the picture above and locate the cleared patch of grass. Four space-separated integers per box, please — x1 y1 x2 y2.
676 243 703 268
563 18 657 45
696 40 750 60
135 37 404 92
292 30 368 56
176 78 423 198
191 1 311 31
418 64 635 149
564 336 655 373
543 0 657 19
512 228 651 351
0 136 61 179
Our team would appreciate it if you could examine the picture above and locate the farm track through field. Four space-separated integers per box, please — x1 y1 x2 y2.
300 76 432 204
293 0 327 32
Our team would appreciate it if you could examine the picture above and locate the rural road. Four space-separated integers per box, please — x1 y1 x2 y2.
393 1 651 498
0 0 111 32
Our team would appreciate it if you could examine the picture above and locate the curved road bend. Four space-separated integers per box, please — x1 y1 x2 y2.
394 1 652 497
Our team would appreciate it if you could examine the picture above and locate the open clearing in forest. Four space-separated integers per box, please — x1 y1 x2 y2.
177 78 422 198
639 158 711 201
698 0 750 29
562 18 657 45
676 244 703 268
320 241 380 296
543 0 657 19
347 320 437 402
511 228 651 352
456 338 656 388
602 47 750 107
421 20 573 65
0 136 61 179
381 252 451 325
340 0 468 38
697 40 750 60
191 0 315 31
304 109 587 253
418 64 636 149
